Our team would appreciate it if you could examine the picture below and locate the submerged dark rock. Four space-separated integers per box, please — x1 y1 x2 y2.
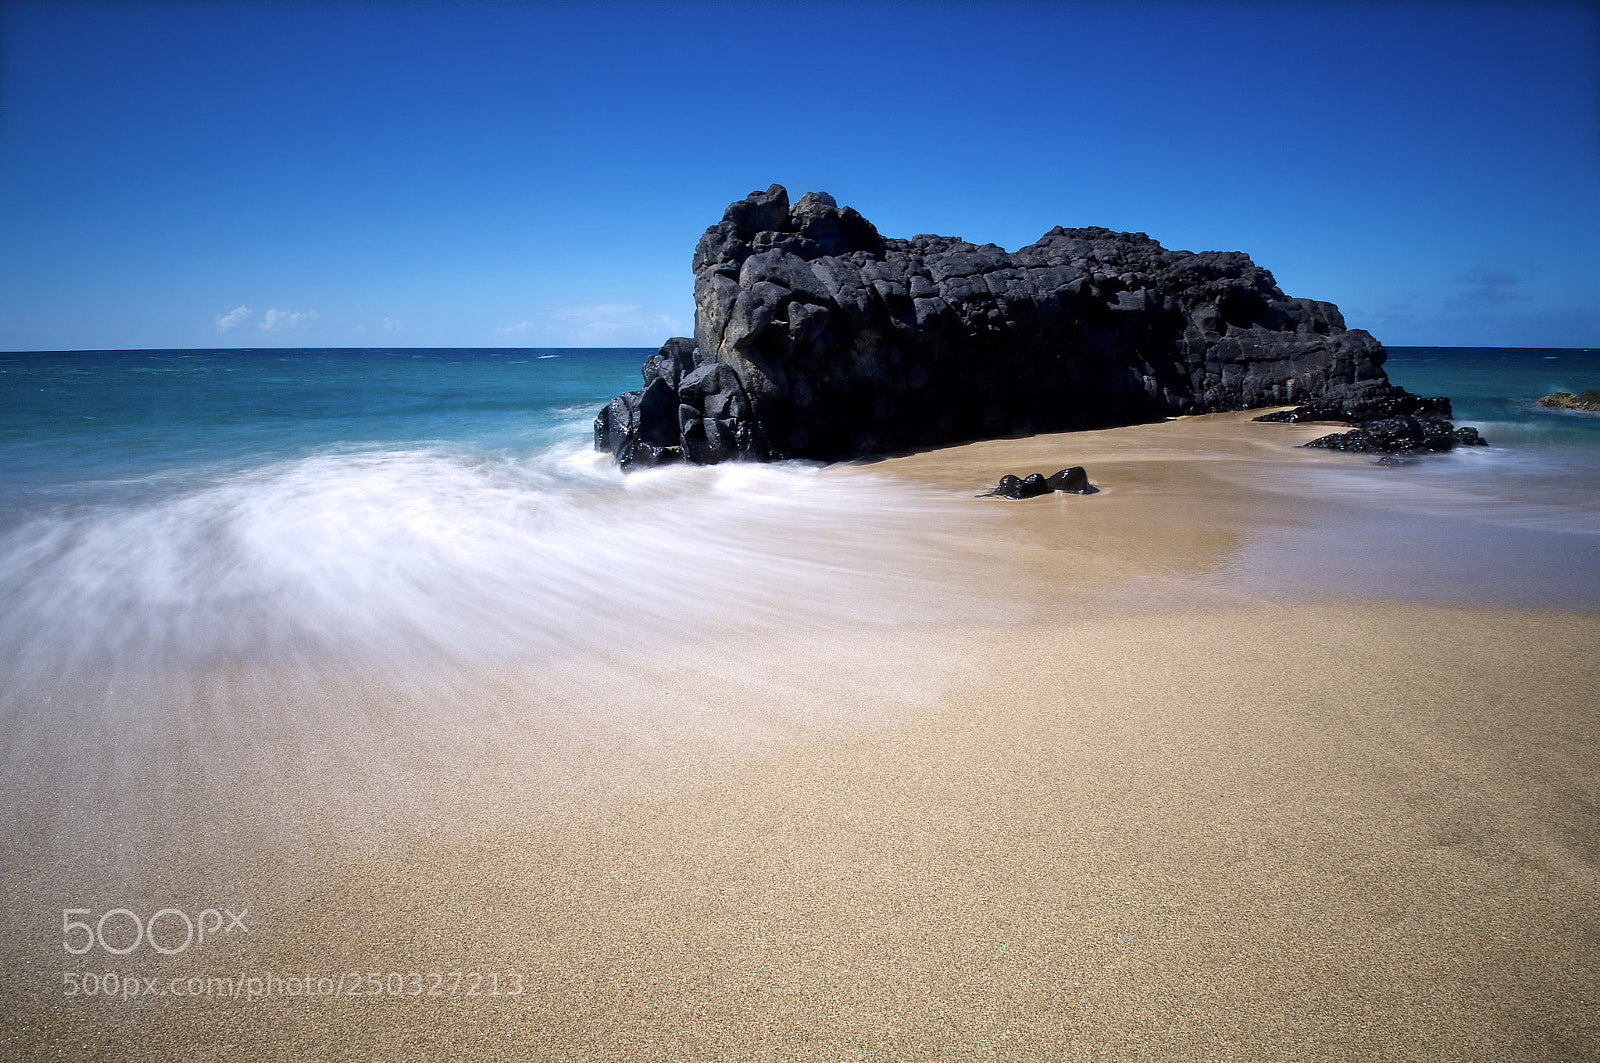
599 184 1431 469
1014 474 1052 499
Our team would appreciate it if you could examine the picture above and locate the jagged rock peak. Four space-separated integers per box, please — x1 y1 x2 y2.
693 184 888 271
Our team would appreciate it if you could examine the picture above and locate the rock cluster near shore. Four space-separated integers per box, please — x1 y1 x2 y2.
1255 396 1486 454
598 184 1447 468
983 467 1096 499
1302 416 1486 454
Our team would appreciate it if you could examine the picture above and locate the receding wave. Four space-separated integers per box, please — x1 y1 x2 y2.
0 443 1025 849
0 444 1009 675
1218 443 1600 610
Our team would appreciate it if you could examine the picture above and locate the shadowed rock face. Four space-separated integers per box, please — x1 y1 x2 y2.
597 184 1406 468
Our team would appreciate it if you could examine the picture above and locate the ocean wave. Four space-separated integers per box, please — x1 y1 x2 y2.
0 445 1002 674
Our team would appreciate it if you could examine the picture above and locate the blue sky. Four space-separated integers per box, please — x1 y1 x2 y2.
1 0 1595 351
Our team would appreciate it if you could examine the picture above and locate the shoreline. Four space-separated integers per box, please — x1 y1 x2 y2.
3 412 1597 1061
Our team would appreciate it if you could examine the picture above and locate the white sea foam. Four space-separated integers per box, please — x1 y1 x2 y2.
0 444 1005 675
0 444 1025 853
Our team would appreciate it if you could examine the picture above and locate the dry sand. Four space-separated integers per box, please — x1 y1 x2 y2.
3 413 1597 1061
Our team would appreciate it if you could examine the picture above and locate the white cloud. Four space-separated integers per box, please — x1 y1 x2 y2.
1449 266 1526 308
383 317 403 332
260 308 319 332
215 306 252 332
496 304 685 344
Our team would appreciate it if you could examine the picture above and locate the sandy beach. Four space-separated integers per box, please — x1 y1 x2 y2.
3 412 1597 1061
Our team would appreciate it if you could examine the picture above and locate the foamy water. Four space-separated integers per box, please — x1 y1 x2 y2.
0 349 1027 858
0 446 1025 870
0 443 1004 677
2 345 1597 855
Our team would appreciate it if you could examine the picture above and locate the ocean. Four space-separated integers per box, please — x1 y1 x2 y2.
2 343 1598 886
0 347 1007 680
1 344 1597 680
0 346 1021 860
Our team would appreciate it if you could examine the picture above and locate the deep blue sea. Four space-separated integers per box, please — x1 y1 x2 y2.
1 344 1597 676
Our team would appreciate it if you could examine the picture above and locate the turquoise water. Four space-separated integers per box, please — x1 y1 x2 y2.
1385 346 1600 452
0 347 644 505
0 347 995 672
0 343 1597 672
5 345 1595 498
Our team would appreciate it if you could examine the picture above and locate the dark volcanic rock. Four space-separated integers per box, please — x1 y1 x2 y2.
1534 390 1600 412
1254 390 1452 424
1015 473 1051 498
992 474 1025 497
599 184 1427 468
642 337 699 389
989 473 1051 500
984 466 1097 498
1046 466 1094 493
592 355 690 469
1303 416 1487 454
1260 391 1483 455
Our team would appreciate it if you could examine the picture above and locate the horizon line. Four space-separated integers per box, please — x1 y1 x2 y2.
4 344 1599 356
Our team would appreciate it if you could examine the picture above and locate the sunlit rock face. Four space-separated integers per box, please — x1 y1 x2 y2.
598 184 1403 468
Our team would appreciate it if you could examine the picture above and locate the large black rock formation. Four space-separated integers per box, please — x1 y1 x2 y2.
596 184 1429 469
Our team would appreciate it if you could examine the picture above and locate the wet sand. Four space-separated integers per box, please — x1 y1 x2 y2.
3 413 1597 1061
